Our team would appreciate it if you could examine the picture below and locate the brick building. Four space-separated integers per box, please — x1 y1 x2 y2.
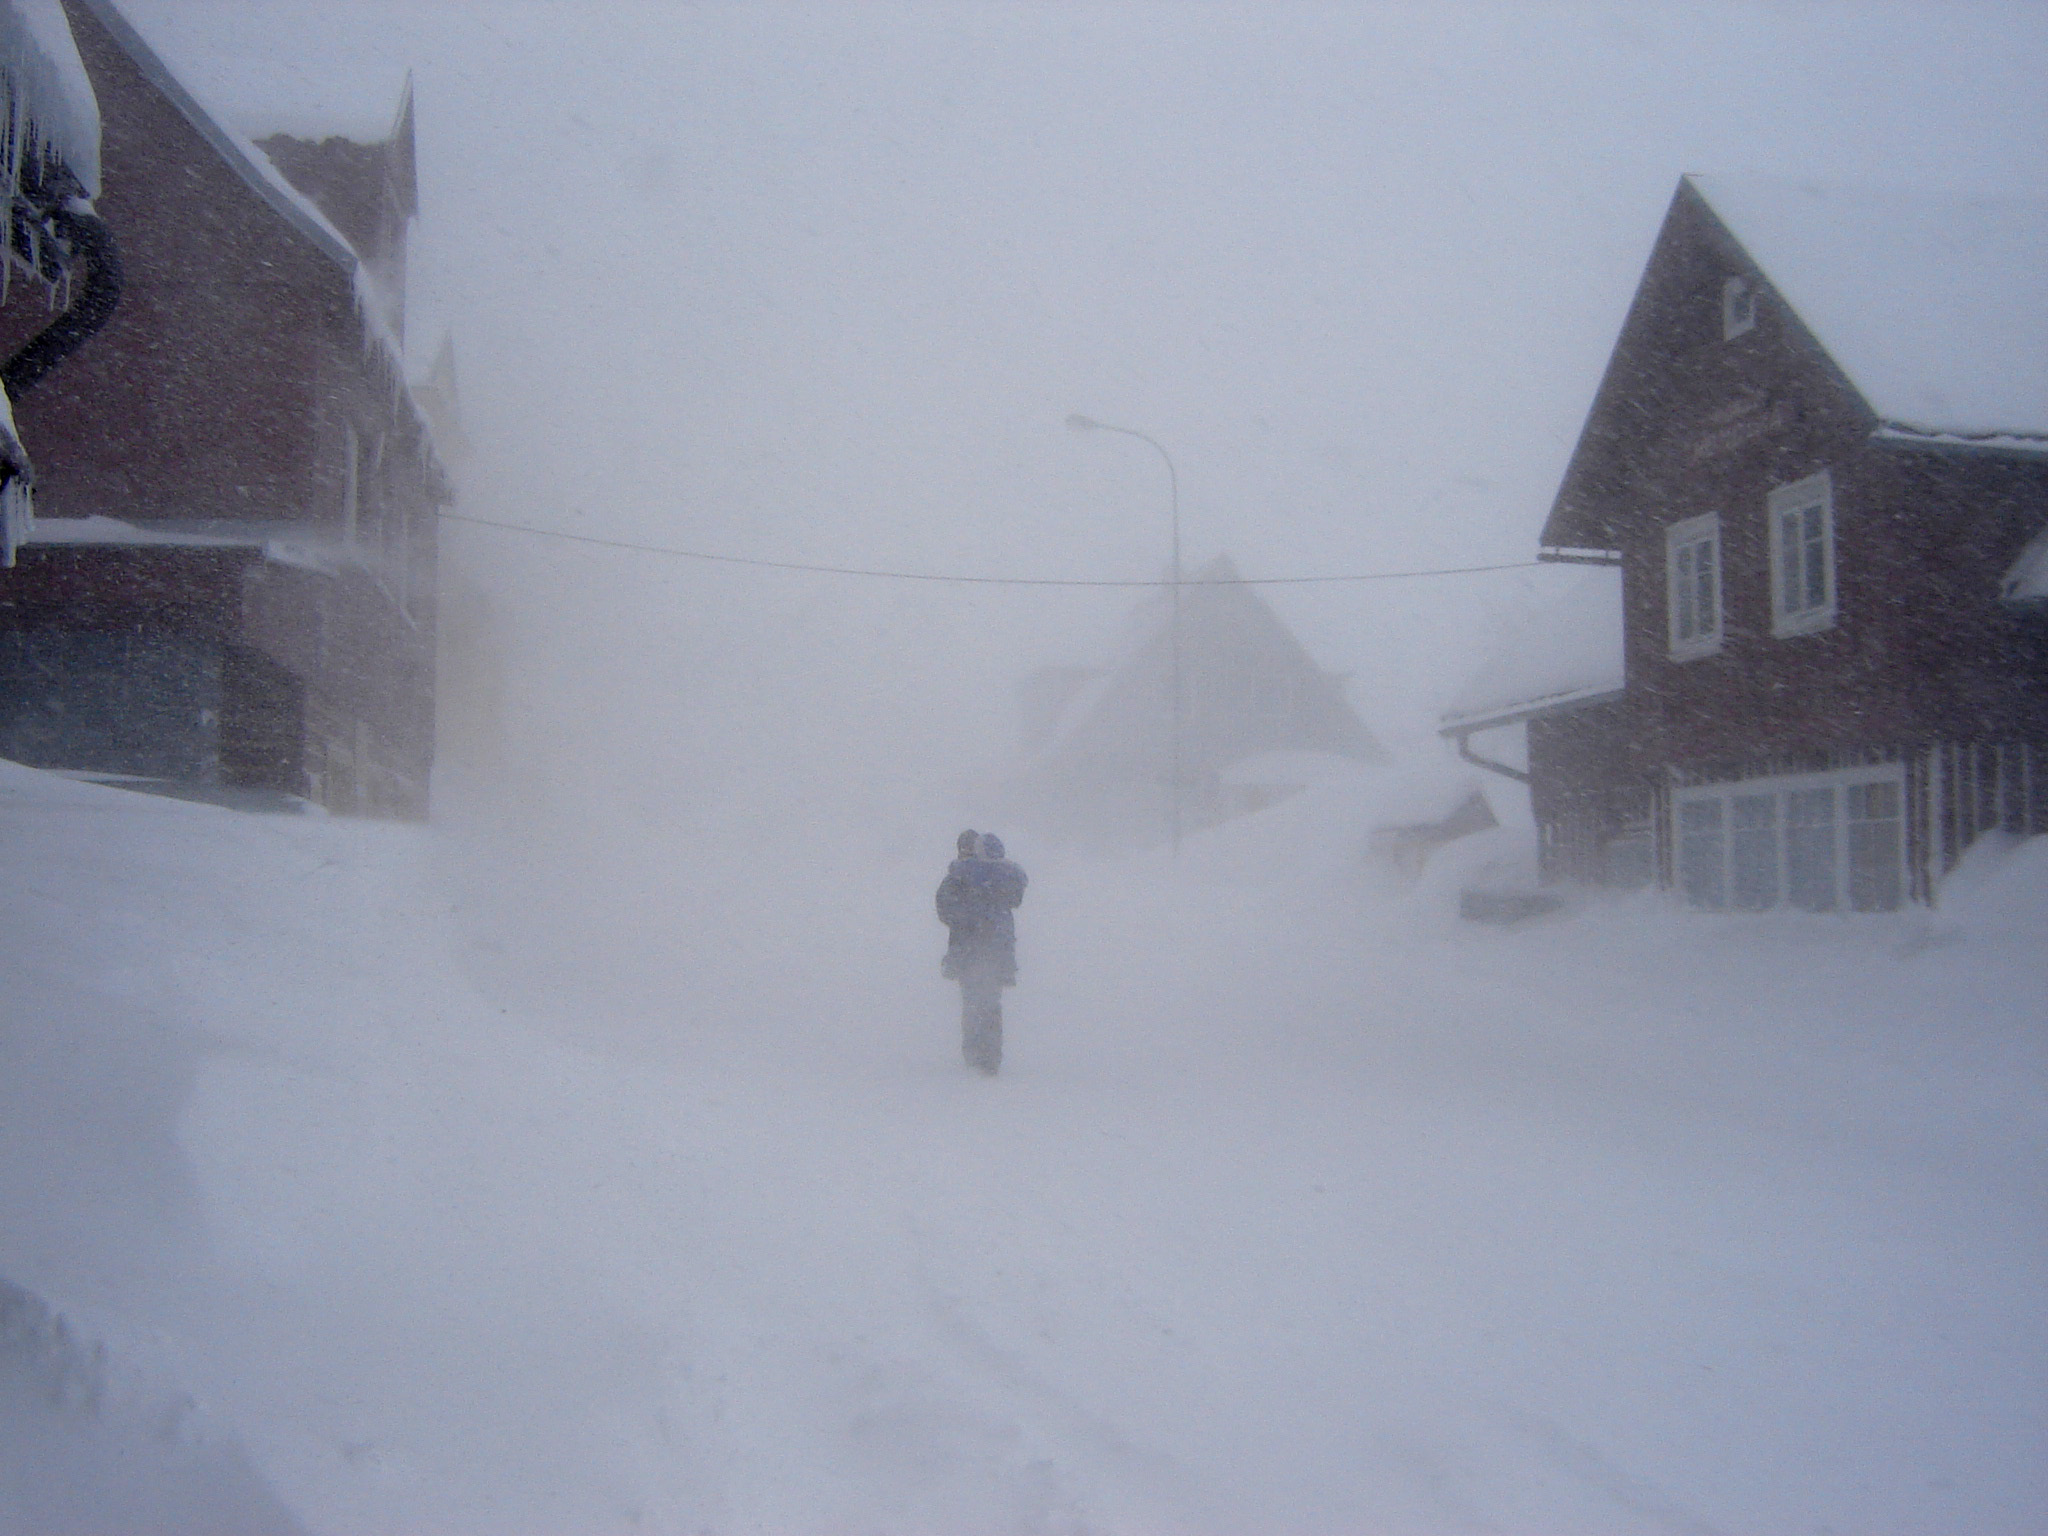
0 0 448 815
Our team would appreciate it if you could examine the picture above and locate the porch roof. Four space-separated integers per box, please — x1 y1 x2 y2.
1440 564 1624 735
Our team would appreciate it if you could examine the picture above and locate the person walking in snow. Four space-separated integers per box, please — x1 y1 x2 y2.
936 830 983 981
935 831 1027 1073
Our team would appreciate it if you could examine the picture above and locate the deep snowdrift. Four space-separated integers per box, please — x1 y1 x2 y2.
2 758 2043 1533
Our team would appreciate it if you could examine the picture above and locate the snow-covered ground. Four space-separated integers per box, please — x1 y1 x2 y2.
2 756 2043 1534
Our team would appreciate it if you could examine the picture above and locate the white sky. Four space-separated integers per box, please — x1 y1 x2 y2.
110 0 2048 828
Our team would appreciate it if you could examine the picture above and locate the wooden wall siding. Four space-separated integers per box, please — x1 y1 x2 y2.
1528 701 1648 885
1936 742 2048 874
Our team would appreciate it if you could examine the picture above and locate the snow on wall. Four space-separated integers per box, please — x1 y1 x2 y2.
1440 563 1624 730
0 385 30 567
1691 175 2048 442
2002 524 2048 605
0 0 100 196
0 0 106 565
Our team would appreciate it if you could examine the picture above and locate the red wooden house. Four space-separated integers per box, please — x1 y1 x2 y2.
1448 176 2048 910
0 0 447 815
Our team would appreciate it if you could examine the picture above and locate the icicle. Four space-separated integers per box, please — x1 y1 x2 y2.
0 476 31 568
5 78 22 196
0 0 101 197
2 84 18 308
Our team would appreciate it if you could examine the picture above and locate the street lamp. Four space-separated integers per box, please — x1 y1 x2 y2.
1066 412 1183 855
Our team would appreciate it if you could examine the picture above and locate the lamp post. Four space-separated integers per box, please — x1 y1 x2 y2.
1066 412 1183 855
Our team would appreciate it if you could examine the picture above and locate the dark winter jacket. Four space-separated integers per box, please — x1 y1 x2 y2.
936 856 1028 980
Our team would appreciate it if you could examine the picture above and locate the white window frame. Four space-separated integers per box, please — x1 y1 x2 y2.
1665 511 1723 660
1672 762 1906 913
1721 276 1756 340
1768 469 1836 637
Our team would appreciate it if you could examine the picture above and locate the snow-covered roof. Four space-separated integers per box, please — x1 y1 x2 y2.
1440 564 1624 732
0 0 101 195
2002 525 2048 606
25 514 268 547
17 516 370 578
1690 175 2048 449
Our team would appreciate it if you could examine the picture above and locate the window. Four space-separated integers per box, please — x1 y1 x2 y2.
1665 512 1722 659
1784 786 1837 910
1845 779 1903 911
1768 470 1835 636
1728 792 1778 910
1677 797 1725 909
1721 275 1756 339
1674 765 1904 912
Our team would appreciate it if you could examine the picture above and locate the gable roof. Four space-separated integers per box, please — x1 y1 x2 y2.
1028 553 1384 767
1690 175 2048 450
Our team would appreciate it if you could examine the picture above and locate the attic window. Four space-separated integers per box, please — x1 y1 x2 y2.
1721 276 1756 340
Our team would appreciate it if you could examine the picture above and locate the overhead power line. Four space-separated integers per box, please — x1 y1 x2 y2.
437 509 1538 587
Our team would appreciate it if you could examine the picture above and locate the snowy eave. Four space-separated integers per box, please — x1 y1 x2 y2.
1870 424 2048 461
23 516 368 573
0 0 101 195
1440 680 1625 735
25 515 270 547
1689 175 2048 442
